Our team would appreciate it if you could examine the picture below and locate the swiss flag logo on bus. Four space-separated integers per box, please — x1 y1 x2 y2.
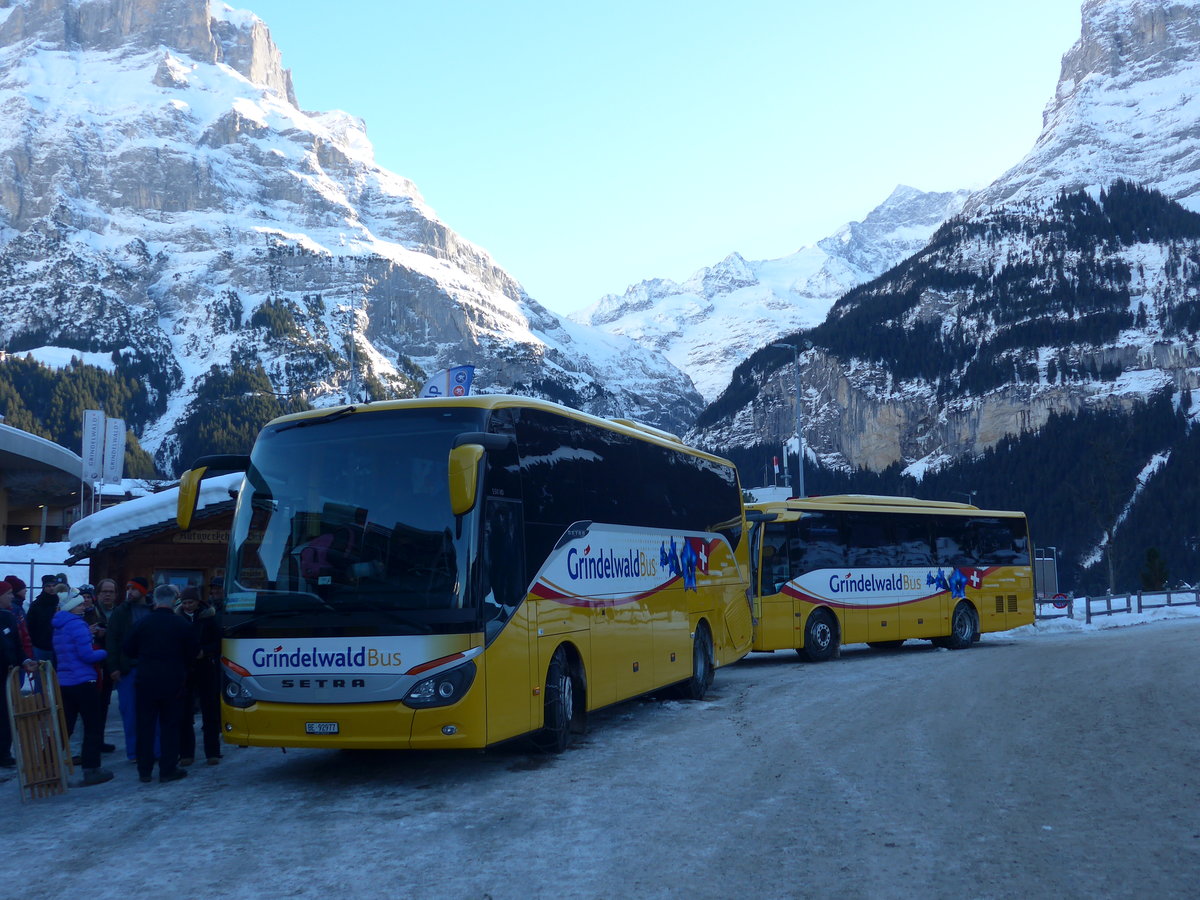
686 537 710 574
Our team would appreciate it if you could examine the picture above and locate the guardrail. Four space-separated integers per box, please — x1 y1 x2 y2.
1036 589 1200 624
0 557 85 589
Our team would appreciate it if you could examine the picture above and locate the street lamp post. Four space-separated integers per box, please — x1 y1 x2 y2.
770 340 812 497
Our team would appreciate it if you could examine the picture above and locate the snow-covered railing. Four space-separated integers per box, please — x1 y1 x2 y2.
0 555 87 588
1036 589 1200 624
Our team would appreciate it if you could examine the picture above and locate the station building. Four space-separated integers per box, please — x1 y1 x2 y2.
0 419 83 544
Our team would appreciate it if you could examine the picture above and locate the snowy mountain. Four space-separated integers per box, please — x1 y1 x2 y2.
687 0 1200 589
0 0 702 473
571 186 968 401
690 0 1200 475
969 0 1200 215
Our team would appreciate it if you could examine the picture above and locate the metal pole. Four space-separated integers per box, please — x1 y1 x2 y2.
793 346 804 498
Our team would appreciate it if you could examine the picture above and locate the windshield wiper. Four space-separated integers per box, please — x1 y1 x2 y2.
273 405 358 434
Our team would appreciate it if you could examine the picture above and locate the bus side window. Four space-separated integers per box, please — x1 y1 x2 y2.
894 513 934 566
796 512 843 569
934 515 970 567
762 524 790 593
845 512 892 566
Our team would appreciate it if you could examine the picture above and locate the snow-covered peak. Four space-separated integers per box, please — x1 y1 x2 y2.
572 186 968 401
0 0 296 105
969 0 1200 213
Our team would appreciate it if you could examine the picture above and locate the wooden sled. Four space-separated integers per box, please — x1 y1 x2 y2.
6 662 72 801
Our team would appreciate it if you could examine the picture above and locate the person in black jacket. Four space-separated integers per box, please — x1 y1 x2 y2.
123 584 199 783
0 580 38 767
176 587 222 766
25 575 61 664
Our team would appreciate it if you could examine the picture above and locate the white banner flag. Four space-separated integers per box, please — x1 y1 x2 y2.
103 417 125 485
82 409 104 483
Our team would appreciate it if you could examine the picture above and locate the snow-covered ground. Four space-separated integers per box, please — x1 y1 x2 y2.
3 595 1198 898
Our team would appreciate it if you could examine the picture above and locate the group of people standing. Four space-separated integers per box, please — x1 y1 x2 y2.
0 572 225 787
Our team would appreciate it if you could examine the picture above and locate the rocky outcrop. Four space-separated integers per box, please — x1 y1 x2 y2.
0 0 296 103
968 0 1200 213
0 0 701 472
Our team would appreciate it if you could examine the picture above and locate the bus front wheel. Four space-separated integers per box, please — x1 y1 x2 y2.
678 622 714 701
534 647 577 753
937 602 978 650
800 609 839 662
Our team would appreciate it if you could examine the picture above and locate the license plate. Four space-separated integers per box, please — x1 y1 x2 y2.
305 722 339 735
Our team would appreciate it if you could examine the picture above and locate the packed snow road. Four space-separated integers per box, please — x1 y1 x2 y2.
6 618 1200 899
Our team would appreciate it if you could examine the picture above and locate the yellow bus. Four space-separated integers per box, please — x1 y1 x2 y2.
748 495 1033 660
177 396 753 752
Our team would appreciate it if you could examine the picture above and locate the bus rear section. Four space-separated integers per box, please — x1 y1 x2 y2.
748 495 1034 660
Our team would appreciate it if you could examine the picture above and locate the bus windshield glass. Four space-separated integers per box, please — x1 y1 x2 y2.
225 406 486 635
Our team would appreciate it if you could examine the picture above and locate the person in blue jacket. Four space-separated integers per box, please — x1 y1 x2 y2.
52 591 114 786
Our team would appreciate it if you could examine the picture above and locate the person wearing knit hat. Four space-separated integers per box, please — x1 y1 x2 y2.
3 575 30 636
52 584 113 786
59 590 88 613
27 576 61 665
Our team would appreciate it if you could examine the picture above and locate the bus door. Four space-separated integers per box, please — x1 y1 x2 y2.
614 569 655 698
897 515 941 639
845 512 900 644
481 497 536 743
748 518 764 624
479 416 539 744
758 523 796 650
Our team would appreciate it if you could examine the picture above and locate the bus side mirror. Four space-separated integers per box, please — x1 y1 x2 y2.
177 466 207 531
448 444 485 516
176 454 250 531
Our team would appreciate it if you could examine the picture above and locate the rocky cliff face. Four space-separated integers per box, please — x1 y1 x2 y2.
968 0 1200 213
690 0 1200 479
694 185 1200 478
0 0 701 472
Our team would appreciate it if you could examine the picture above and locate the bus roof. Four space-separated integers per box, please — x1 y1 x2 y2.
749 493 1027 520
259 395 726 466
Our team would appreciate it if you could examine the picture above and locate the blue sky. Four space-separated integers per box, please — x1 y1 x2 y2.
242 1 1085 315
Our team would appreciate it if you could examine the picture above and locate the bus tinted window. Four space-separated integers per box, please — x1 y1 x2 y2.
513 408 742 566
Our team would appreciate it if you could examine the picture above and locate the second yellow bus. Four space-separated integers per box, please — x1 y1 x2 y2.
748 495 1034 659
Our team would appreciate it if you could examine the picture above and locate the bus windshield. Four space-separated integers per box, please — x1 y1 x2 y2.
225 406 487 636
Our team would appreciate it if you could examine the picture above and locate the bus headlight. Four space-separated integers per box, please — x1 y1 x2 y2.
223 674 255 709
402 660 476 709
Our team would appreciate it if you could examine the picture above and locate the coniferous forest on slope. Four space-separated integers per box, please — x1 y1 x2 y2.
703 183 1200 596
725 390 1199 596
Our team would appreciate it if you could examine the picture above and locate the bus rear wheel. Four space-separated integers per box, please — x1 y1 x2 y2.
800 608 839 662
533 647 577 753
937 602 978 650
678 622 714 701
